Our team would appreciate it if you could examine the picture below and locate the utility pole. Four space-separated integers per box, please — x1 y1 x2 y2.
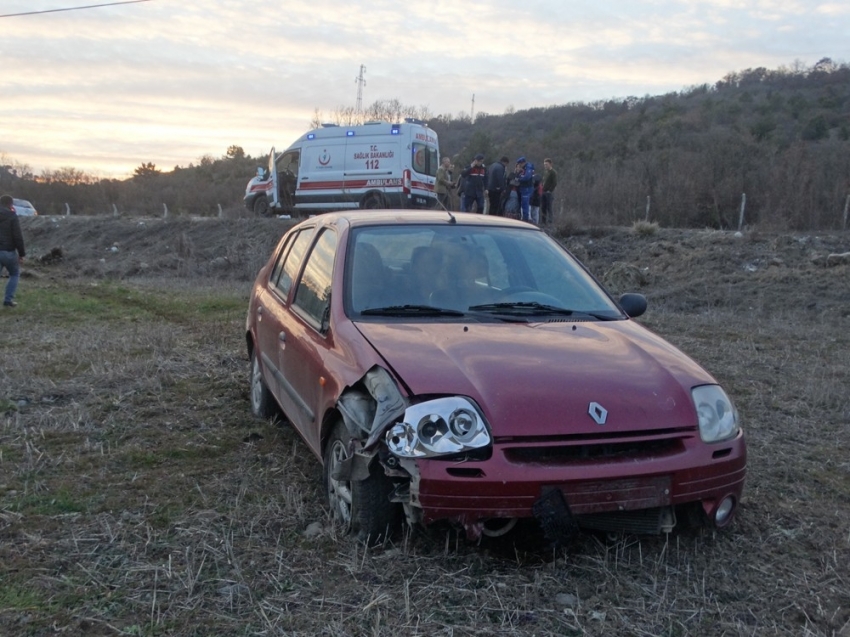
355 64 366 114
471 93 475 121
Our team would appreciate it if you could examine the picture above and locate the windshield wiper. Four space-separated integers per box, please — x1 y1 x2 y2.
468 302 621 321
360 304 465 317
468 301 575 315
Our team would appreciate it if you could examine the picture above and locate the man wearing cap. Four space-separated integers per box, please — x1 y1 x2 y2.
460 154 488 213
487 156 509 216
0 194 26 308
515 157 535 222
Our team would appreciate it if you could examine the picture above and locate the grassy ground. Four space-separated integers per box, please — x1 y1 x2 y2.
1 218 849 636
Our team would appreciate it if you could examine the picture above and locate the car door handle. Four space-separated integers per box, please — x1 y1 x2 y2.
279 332 286 343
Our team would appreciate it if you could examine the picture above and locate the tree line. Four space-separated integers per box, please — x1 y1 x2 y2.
2 59 848 230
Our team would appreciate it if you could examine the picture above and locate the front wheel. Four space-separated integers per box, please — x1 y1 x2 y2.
323 422 400 545
250 350 276 419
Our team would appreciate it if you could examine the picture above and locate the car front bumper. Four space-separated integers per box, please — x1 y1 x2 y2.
408 429 746 532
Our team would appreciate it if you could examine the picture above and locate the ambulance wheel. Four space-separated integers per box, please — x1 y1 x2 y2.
362 194 385 210
253 196 270 216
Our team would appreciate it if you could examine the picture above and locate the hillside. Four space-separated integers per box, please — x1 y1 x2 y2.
18 215 850 319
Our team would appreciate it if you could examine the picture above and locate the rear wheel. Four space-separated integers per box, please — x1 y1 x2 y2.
361 194 384 210
250 350 276 419
323 422 399 545
253 196 270 217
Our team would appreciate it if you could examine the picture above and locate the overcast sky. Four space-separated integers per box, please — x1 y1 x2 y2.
1 0 846 179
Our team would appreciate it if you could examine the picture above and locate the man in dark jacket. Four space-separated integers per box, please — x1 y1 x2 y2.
460 154 487 213
541 158 558 225
0 194 26 307
486 156 509 216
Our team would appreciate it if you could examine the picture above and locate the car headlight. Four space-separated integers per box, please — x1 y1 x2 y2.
692 385 740 443
385 396 491 458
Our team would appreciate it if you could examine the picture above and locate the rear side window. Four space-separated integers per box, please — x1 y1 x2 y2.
412 143 438 177
273 228 314 299
293 229 338 328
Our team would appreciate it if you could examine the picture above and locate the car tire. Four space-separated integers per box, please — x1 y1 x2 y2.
361 194 384 210
323 422 399 545
250 350 276 419
253 196 270 217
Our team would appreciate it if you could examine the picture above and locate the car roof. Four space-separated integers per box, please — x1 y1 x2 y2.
13 198 33 206
310 210 539 230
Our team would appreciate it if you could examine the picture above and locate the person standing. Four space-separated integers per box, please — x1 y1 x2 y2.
515 157 534 222
0 194 26 308
460 154 488 213
435 157 455 210
541 158 558 225
486 156 509 216
529 173 543 225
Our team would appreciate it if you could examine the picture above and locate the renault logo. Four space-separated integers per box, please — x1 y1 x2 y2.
588 402 608 425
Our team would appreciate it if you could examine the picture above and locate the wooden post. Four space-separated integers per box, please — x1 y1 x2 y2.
218 204 223 218
112 204 118 217
64 203 70 216
738 193 746 231
843 194 849 231
645 195 651 221
163 203 168 218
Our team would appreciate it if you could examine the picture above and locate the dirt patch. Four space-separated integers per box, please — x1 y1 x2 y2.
2 216 849 636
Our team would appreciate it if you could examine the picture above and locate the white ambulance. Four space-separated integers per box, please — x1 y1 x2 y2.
244 119 439 216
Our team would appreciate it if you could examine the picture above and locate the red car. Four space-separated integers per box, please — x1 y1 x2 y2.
246 211 746 544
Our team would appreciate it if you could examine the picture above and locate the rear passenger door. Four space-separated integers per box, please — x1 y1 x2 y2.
278 227 338 455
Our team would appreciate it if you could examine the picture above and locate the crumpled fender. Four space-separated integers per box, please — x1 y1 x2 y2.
337 365 407 448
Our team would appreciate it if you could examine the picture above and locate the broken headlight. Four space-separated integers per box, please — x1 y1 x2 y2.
385 396 491 458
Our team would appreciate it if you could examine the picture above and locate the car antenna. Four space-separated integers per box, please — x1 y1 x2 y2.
446 210 457 224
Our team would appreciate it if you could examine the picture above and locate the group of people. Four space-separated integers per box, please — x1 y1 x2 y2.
435 154 558 225
0 194 26 308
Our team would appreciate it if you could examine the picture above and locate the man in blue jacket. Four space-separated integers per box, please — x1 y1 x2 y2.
515 157 534 222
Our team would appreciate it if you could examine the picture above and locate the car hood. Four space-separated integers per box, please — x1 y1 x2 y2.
353 319 714 437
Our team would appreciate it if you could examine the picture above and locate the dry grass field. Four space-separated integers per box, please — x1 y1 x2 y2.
1 215 849 636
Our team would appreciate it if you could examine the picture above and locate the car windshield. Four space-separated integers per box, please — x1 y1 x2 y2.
345 224 623 320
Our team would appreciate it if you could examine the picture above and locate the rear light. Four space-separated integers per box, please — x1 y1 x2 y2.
402 168 411 195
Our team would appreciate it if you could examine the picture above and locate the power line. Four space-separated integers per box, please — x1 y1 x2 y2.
0 0 153 18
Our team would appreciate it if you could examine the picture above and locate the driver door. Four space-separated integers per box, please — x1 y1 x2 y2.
275 150 300 212
267 147 280 209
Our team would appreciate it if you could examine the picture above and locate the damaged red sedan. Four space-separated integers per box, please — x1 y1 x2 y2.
246 211 746 544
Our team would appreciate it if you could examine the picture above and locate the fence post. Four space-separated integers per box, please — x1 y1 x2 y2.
738 193 746 231
843 194 849 231
644 195 651 222
64 203 70 216
218 204 223 218
112 204 118 217
163 203 168 219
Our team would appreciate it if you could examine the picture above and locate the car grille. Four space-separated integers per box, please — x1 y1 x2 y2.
500 428 691 465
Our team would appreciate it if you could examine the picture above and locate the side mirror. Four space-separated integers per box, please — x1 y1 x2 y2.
619 293 647 318
257 167 266 179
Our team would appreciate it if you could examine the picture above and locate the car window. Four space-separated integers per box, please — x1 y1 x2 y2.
269 232 296 288
411 143 438 177
293 229 337 328
274 228 314 299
